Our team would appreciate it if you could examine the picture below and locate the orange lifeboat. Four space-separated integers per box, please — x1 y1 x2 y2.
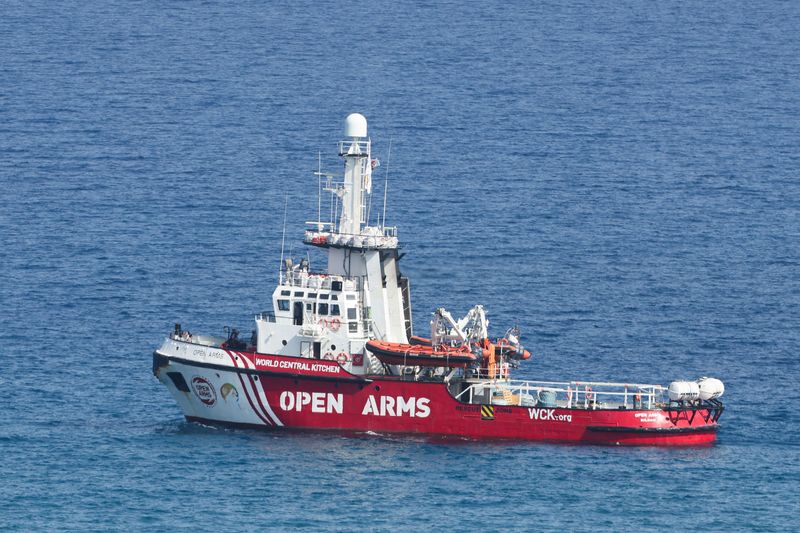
495 337 531 360
365 340 477 368
409 335 530 360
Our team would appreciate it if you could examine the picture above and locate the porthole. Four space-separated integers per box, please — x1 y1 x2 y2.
282 340 287 346
375 385 381 392
331 345 336 351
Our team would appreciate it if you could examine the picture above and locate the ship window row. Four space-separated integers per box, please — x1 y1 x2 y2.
305 302 341 316
278 298 356 321
280 290 338 301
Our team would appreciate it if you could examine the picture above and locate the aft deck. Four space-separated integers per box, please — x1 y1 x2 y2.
452 379 668 410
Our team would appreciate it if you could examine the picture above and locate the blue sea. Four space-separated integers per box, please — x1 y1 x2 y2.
2 1 799 530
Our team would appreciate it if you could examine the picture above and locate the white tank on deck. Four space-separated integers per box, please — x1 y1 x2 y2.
345 113 368 138
668 380 700 402
697 377 725 400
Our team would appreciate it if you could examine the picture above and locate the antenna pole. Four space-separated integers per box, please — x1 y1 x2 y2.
366 154 373 226
278 193 288 283
381 137 392 229
317 151 322 231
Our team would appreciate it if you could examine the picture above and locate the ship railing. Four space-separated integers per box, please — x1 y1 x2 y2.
257 311 276 323
305 221 336 232
455 379 667 410
282 270 362 292
470 365 512 381
337 139 370 155
303 229 399 249
304 223 397 237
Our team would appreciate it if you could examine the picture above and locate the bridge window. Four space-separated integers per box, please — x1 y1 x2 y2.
319 303 329 315
294 291 304 297
278 299 290 311
347 308 357 320
320 293 329 300
331 304 340 316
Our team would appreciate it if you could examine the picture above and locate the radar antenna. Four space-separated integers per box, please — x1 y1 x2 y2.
278 193 288 283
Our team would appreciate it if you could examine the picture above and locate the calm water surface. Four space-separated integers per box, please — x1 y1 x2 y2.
2 1 799 530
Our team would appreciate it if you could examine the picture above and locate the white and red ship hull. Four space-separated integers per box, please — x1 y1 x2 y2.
153 342 721 446
152 114 724 446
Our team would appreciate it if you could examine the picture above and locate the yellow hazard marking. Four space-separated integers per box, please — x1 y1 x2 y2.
481 405 495 420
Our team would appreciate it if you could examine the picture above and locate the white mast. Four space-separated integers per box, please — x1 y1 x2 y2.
301 114 408 343
381 137 391 229
338 113 370 236
278 194 288 283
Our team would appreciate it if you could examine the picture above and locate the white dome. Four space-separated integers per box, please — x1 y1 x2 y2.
344 113 368 138
697 377 725 400
668 381 700 402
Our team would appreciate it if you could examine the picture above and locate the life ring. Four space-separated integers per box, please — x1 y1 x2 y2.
336 352 348 364
318 318 327 329
328 317 341 332
585 386 594 401
322 352 334 360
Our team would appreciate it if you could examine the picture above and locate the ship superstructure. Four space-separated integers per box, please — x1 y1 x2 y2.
253 113 409 375
153 114 724 445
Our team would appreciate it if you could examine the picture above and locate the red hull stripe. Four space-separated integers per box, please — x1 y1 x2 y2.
587 425 719 434
183 416 717 446
235 352 283 427
224 350 274 426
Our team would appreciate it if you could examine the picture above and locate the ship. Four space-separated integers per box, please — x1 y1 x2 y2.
152 113 725 445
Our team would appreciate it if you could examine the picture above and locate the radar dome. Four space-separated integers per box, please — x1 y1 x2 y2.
345 113 368 138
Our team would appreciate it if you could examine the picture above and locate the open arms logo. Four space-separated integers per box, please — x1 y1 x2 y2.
191 376 217 406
